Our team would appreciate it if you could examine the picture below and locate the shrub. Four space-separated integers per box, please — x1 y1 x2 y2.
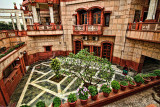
134 75 144 83
50 58 61 78
100 84 111 93
20 105 31 107
77 87 89 100
129 81 135 85
0 54 5 59
111 80 120 90
88 85 98 96
120 81 128 86
14 44 19 49
149 73 157 77
141 74 150 78
68 93 77 103
154 69 160 76
36 101 45 107
53 97 61 106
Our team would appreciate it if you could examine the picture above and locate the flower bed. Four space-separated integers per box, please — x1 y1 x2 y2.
0 42 25 59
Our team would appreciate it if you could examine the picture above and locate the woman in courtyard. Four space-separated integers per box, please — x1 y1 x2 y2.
123 65 128 76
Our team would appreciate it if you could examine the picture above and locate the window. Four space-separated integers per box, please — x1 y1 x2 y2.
93 46 101 56
105 13 110 26
45 46 51 52
93 10 101 24
134 10 141 22
80 12 87 24
84 46 90 53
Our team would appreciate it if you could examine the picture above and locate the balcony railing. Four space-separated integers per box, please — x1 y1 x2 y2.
0 30 27 39
128 22 160 32
0 30 17 39
73 25 102 35
27 25 63 31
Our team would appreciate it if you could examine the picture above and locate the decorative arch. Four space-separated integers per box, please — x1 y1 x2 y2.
75 8 88 12
88 6 104 11
100 41 114 62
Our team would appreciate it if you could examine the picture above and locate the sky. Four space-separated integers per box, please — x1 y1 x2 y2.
0 0 23 22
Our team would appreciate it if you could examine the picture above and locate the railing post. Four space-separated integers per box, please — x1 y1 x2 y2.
139 23 142 30
128 23 132 30
52 25 55 30
84 25 87 31
60 25 62 30
135 23 139 30
73 25 75 31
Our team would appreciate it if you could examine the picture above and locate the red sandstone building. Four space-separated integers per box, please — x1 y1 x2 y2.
0 0 160 106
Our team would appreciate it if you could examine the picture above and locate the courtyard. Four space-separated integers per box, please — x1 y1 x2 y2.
13 55 127 107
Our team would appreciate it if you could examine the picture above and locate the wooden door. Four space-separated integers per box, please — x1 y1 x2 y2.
102 43 112 61
75 41 82 54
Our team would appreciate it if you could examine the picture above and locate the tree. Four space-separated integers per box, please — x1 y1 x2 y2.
61 48 114 87
0 21 24 30
50 58 61 78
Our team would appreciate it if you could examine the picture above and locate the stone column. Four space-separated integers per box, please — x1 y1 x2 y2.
11 14 15 30
31 3 39 24
147 0 158 20
48 4 54 25
16 12 22 31
21 12 27 30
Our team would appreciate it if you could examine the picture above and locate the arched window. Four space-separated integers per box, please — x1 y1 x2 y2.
79 10 87 25
92 8 101 24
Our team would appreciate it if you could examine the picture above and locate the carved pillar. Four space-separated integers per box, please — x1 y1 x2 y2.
146 0 158 20
21 12 27 30
16 12 22 31
48 4 55 25
11 14 15 30
101 9 104 26
31 3 39 24
77 12 80 25
89 11 92 25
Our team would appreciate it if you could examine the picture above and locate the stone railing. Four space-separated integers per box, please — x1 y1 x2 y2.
73 24 102 35
27 25 63 31
0 30 17 39
128 22 160 32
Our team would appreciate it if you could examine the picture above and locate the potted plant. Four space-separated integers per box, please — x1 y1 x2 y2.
36 101 45 107
125 77 136 89
142 74 151 84
88 85 98 100
100 84 111 97
52 97 61 107
77 87 89 105
111 80 120 93
20 105 31 107
154 69 160 79
134 74 144 86
120 81 128 91
148 73 157 81
67 93 77 107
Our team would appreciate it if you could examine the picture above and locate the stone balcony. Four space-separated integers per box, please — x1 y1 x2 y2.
0 30 27 40
127 22 160 43
73 24 103 35
27 25 63 36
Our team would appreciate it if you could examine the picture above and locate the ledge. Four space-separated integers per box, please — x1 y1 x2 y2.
27 30 63 36
61 79 160 107
126 37 160 44
0 44 26 63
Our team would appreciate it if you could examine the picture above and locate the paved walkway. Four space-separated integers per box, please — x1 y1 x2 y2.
103 87 160 107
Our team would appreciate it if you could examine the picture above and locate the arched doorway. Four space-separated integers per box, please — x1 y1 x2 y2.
101 42 113 62
74 40 83 54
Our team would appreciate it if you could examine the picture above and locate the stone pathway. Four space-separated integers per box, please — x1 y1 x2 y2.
103 87 160 107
